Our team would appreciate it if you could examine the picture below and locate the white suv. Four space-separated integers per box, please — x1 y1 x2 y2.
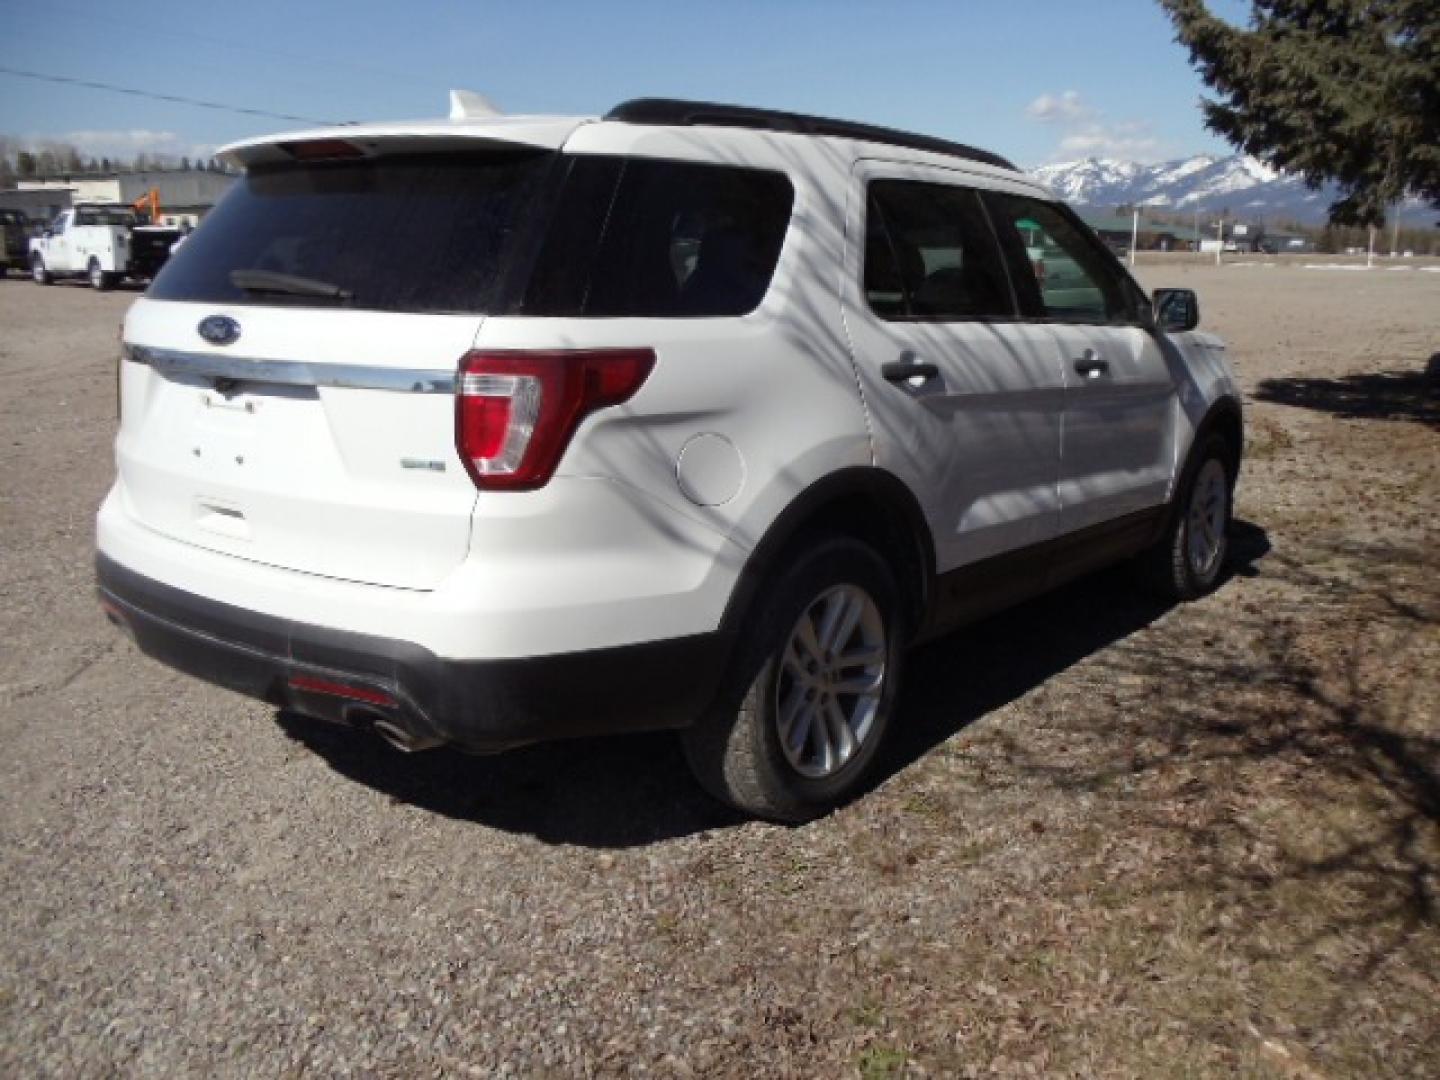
97 98 1242 821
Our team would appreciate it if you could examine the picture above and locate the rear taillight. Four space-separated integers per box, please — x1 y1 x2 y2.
456 349 656 490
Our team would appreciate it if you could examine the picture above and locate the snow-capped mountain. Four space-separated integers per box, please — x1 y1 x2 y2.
1029 153 1334 223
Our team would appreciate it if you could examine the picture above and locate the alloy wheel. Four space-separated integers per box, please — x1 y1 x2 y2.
1186 458 1228 580
774 583 887 779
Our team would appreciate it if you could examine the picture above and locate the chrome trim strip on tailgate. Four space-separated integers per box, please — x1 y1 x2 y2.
125 345 457 394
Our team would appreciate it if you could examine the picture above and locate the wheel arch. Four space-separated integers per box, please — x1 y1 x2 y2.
718 467 935 642
1189 395 1244 482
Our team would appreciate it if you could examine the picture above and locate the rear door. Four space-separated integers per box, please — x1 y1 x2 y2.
982 193 1177 533
116 148 558 591
842 163 1065 571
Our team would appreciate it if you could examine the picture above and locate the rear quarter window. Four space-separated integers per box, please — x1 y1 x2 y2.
521 157 793 318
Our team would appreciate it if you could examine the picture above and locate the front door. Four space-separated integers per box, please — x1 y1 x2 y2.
45 212 75 273
981 193 1177 534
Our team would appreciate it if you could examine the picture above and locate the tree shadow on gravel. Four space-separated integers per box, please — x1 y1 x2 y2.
959 534 1439 1012
1254 357 1439 429
278 521 1270 849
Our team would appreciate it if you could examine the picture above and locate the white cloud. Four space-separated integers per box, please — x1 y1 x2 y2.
1025 91 1168 163
1056 122 1166 162
21 129 216 162
1025 90 1093 124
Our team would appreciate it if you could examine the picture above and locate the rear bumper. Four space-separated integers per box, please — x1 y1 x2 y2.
97 554 734 752
97 478 743 660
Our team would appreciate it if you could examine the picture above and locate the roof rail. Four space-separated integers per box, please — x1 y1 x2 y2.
604 98 1017 172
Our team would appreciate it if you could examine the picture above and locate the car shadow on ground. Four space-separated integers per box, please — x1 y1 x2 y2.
1254 357 1439 429
6 279 149 292
277 520 1271 848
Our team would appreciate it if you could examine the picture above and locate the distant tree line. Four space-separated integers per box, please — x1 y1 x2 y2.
0 136 236 186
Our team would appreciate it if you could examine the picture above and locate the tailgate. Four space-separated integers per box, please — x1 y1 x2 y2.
117 300 479 591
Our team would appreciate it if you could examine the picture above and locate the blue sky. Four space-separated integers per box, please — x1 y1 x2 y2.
0 0 1254 170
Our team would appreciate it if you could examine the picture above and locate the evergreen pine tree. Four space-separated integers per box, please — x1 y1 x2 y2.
1160 0 1440 225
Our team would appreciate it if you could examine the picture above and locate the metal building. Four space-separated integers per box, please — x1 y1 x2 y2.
11 169 235 227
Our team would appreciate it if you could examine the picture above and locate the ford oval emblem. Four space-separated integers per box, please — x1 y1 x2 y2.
198 315 241 346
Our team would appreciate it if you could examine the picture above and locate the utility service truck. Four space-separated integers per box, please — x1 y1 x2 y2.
30 205 180 290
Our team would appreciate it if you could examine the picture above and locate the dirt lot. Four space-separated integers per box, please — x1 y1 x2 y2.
1 264 1436 1077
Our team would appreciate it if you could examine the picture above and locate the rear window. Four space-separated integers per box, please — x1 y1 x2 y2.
521 157 793 318
148 151 556 314
76 208 137 227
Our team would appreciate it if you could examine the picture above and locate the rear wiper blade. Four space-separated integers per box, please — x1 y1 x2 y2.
229 268 353 301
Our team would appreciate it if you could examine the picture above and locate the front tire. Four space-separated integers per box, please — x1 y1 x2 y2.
31 255 51 285
683 536 904 822
1139 433 1235 600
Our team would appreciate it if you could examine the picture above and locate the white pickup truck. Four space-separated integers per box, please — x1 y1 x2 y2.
30 205 179 290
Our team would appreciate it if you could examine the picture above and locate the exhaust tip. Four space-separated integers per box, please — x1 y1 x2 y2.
358 711 443 753
98 595 137 640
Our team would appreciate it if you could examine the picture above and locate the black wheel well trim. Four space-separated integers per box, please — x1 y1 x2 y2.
717 467 935 642
1190 396 1244 478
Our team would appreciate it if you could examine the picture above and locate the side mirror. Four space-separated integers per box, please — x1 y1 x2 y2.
1152 288 1199 332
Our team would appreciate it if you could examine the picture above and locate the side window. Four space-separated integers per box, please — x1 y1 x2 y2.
982 193 1137 324
517 156 623 315
52 213 68 235
541 158 794 316
864 179 1014 321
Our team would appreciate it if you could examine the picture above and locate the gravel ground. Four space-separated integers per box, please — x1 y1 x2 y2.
1 261 1436 1077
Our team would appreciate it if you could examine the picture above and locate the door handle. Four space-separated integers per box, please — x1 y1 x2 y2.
1073 353 1109 378
881 361 940 383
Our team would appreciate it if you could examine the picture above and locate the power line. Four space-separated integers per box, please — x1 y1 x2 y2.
0 65 342 126
1 0 433 93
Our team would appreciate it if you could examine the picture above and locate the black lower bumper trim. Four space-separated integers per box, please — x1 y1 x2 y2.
96 554 733 751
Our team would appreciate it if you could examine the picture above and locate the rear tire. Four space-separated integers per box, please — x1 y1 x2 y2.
31 255 51 285
88 258 113 291
1138 433 1235 601
683 535 904 823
